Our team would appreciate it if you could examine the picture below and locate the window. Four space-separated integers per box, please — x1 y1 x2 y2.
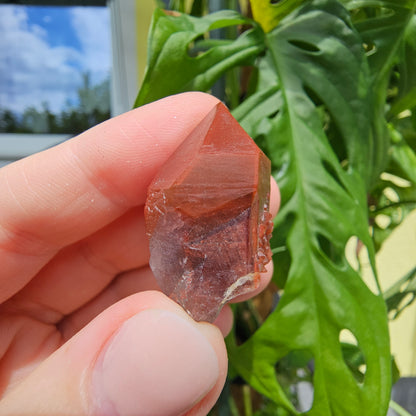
0 1 111 136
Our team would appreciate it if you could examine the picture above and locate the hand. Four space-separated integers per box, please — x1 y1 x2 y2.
0 92 280 416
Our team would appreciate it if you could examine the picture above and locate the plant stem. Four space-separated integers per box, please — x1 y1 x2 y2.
229 395 240 416
242 385 253 416
371 200 416 213
389 400 413 416
272 246 287 254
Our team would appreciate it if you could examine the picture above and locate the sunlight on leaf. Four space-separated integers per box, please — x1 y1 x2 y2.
249 0 306 32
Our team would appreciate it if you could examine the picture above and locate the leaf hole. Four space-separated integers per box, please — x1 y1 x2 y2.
344 235 360 272
187 26 238 58
363 41 377 57
375 214 391 229
303 85 324 107
254 133 268 153
382 186 400 203
388 309 397 320
380 172 412 188
340 329 366 384
288 39 320 53
270 212 294 288
390 292 416 319
368 6 396 18
399 292 415 310
351 6 396 22
317 106 349 166
267 109 280 120
187 37 209 58
322 159 350 195
357 244 379 296
380 7 396 17
296 381 314 412
270 0 282 4
316 233 343 267
345 237 379 295
358 363 367 376
340 328 358 345
302 86 348 165
276 349 315 412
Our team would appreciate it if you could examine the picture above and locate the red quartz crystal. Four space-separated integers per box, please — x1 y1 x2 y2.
145 102 273 322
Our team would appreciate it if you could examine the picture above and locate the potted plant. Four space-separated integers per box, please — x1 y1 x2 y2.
135 1 416 414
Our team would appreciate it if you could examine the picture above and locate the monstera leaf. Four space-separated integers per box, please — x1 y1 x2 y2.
358 3 416 250
342 0 416 186
136 0 416 414
135 9 264 106
341 1 414 78
370 124 416 251
230 1 391 414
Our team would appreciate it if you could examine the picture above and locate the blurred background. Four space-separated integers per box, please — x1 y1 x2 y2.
0 0 415 413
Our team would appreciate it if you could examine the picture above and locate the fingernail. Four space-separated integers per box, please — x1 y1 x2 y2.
93 309 219 416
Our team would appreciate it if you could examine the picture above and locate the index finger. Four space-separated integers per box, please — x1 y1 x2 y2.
0 92 220 302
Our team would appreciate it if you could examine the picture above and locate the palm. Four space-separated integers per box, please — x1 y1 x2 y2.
0 205 156 395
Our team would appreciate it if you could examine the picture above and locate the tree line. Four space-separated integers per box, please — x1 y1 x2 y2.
0 73 110 135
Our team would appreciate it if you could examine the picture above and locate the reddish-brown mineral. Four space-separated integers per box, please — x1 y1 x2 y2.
145 102 273 322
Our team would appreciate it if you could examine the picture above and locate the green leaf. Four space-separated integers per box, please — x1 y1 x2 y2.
342 0 416 82
389 125 416 184
341 0 416 187
134 9 265 106
340 342 366 383
230 1 391 414
249 0 307 32
369 124 416 250
384 266 416 320
389 15 416 119
392 357 401 385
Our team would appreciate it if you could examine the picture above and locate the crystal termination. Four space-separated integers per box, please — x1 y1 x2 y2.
145 103 272 322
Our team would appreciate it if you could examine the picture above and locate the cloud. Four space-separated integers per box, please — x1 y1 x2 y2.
70 7 111 84
0 5 111 115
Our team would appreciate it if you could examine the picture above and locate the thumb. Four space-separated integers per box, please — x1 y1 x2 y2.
0 291 227 416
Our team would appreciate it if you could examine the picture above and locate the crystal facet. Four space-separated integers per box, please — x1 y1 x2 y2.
145 103 273 322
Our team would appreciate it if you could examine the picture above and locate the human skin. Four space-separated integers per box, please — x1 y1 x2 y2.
0 92 280 416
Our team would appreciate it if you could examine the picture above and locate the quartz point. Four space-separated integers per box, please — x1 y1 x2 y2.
145 103 273 322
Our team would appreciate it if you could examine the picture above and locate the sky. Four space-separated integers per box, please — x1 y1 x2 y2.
0 5 111 115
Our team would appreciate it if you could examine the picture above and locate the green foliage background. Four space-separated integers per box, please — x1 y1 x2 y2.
136 1 416 415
